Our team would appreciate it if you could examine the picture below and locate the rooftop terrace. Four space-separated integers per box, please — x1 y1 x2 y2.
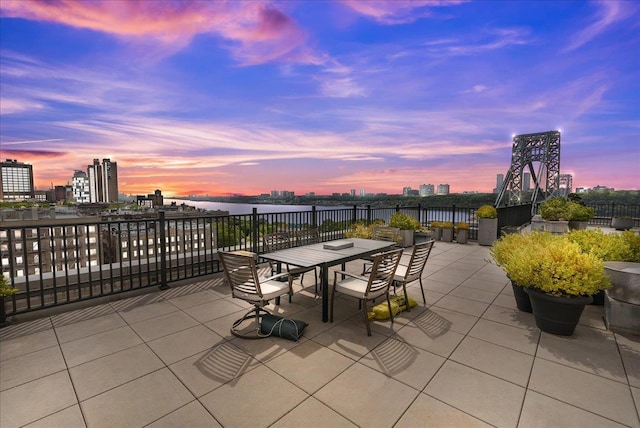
1 241 638 428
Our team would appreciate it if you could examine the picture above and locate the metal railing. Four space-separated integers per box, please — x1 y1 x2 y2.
2 202 636 319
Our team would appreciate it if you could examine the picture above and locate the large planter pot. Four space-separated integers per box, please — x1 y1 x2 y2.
398 230 414 248
432 227 442 241
525 288 592 336
441 228 453 242
478 218 498 246
456 229 468 244
611 217 634 231
604 262 640 304
511 281 532 313
414 232 430 244
544 220 569 234
568 220 588 231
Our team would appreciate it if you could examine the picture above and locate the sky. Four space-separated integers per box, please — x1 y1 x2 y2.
0 0 639 198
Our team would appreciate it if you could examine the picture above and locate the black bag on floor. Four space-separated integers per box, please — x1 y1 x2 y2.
260 314 308 341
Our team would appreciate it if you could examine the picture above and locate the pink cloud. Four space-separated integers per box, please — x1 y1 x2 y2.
340 0 467 24
0 0 319 65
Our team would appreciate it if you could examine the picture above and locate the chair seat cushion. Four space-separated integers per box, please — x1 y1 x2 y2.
234 279 289 301
335 277 387 299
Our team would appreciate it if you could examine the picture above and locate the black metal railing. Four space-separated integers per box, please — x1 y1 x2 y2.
2 202 636 319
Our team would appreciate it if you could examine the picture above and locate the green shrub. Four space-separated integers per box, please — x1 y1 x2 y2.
0 275 18 297
455 222 469 231
540 197 570 221
345 223 374 239
389 212 422 231
441 221 454 229
567 203 595 221
476 205 497 219
566 229 634 262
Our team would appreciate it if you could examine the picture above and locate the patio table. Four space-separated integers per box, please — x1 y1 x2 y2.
260 238 396 322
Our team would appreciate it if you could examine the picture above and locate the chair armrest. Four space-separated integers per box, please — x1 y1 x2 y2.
333 270 366 281
263 272 293 282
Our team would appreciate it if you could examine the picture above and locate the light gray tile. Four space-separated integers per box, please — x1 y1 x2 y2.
129 310 199 341
424 360 525 428
315 363 419 427
69 344 164 400
60 325 142 367
147 325 223 365
450 336 534 386
200 365 307 427
537 325 627 383
146 401 222 428
529 358 639 427
416 306 479 335
312 321 387 360
359 337 445 390
519 390 629 428
433 295 489 317
396 393 492 428
169 342 260 397
54 312 126 344
266 339 354 394
80 368 193 428
182 298 245 323
271 397 357 428
481 304 537 331
450 285 500 303
116 300 179 324
0 345 66 391
0 371 77 428
469 318 539 355
23 405 86 428
165 289 221 309
0 328 58 361
394 319 465 358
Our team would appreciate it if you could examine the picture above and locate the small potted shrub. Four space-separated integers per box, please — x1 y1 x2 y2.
0 275 18 327
567 203 594 230
476 205 498 246
611 216 634 231
430 221 443 241
389 212 422 247
539 197 570 233
345 222 374 239
455 222 469 244
414 226 431 244
441 221 454 242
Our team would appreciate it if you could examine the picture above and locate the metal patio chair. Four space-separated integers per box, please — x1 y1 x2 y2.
392 240 435 307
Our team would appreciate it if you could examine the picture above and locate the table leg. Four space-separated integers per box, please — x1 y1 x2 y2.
322 264 329 322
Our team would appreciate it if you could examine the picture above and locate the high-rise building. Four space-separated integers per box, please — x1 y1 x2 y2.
437 184 450 195
419 184 435 196
0 159 35 201
72 170 91 203
350 189 356 197
523 172 531 191
87 158 118 203
494 173 504 194
360 189 366 197
402 186 412 196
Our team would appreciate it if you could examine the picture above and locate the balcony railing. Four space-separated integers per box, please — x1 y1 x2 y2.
1 202 636 319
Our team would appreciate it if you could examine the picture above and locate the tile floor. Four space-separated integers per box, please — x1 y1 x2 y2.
1 241 639 428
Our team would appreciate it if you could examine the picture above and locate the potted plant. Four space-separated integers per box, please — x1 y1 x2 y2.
414 226 431 244
430 221 443 241
441 221 454 242
0 274 18 327
567 202 594 230
611 216 634 231
455 222 469 244
476 205 498 246
389 212 422 247
539 197 570 233
494 231 610 335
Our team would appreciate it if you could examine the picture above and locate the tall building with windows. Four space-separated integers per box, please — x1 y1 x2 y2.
437 184 450 195
494 173 504 194
419 184 435 196
72 170 91 203
0 159 35 201
523 172 531 191
87 158 118 203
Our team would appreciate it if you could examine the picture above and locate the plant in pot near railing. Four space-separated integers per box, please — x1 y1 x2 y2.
389 212 422 247
0 275 18 327
496 231 610 335
440 221 454 242
455 222 469 244
430 221 443 241
611 216 634 231
567 202 594 231
539 197 570 234
476 205 498 246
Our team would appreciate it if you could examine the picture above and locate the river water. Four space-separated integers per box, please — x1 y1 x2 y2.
164 199 349 215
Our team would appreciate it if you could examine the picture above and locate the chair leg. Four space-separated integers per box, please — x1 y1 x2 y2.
419 278 426 305
230 306 270 339
362 299 372 336
402 282 410 312
386 293 394 324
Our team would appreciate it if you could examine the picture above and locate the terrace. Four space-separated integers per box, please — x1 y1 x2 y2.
1 239 639 428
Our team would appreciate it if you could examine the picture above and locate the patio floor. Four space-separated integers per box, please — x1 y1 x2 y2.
1 241 639 428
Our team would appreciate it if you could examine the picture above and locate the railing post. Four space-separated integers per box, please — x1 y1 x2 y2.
367 205 372 225
252 208 259 254
352 205 357 224
312 206 317 229
396 204 400 213
452 204 456 240
158 211 169 290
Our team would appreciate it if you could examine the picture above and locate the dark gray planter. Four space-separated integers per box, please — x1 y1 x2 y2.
611 217 634 230
478 218 498 246
525 288 592 336
568 221 588 230
544 220 569 234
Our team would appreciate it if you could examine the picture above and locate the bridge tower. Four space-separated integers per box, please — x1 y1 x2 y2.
495 130 561 208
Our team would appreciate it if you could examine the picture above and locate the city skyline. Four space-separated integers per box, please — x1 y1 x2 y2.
1 1 639 197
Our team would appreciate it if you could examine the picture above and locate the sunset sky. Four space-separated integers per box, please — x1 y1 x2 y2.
1 0 639 197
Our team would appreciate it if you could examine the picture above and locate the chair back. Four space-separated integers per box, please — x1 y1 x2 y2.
294 228 320 246
263 232 291 252
372 225 400 244
366 248 404 296
403 240 435 282
219 251 263 298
